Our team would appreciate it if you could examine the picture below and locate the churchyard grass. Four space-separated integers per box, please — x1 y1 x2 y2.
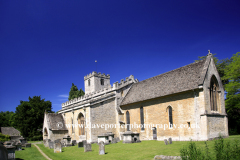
16 135 240 160
15 144 46 160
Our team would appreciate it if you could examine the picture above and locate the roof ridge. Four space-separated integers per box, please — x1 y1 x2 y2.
137 59 206 84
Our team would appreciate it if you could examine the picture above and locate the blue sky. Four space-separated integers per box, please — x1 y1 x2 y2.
0 0 239 112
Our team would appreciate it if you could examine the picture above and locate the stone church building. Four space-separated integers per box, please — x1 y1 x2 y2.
44 52 228 142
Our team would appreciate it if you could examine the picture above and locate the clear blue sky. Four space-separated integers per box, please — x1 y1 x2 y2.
0 0 239 112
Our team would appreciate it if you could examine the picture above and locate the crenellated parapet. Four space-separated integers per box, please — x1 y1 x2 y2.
84 71 110 80
113 75 138 90
62 74 138 108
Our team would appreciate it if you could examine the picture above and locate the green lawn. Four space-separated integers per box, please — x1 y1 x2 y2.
15 144 46 160
16 135 240 160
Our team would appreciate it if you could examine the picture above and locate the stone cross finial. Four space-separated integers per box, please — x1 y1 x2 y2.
208 50 212 56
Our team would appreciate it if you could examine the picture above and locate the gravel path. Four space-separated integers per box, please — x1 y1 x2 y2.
33 144 52 160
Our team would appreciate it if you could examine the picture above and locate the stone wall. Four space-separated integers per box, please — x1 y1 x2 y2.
90 98 117 142
121 91 200 141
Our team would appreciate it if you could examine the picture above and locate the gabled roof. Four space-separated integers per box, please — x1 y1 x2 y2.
47 113 68 130
121 55 210 106
1 127 20 136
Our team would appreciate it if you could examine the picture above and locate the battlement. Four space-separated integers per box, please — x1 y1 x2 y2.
62 75 138 108
84 71 110 80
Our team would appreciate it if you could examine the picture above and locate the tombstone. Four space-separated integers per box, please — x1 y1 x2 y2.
116 137 120 143
0 144 8 160
25 143 31 148
3 141 12 147
164 139 168 145
111 138 117 144
84 143 92 152
63 135 72 147
168 138 172 144
5 146 15 160
13 142 22 151
19 137 27 146
72 140 77 146
78 141 83 148
99 141 105 155
98 134 109 145
54 141 62 153
49 141 54 149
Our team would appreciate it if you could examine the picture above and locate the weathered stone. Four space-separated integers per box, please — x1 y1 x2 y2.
164 139 168 145
78 141 84 148
98 134 109 145
123 131 141 143
49 141 54 149
168 138 172 144
72 140 77 146
154 155 181 159
13 142 22 151
19 137 27 146
111 138 117 144
54 141 62 153
99 141 105 155
0 144 8 160
25 143 31 148
116 137 120 142
84 143 92 152
5 146 15 160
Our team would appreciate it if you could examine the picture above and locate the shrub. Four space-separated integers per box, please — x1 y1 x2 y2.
0 133 10 142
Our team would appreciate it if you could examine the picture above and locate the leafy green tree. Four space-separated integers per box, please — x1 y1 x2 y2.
0 111 15 127
223 52 240 134
0 133 10 141
68 83 85 100
14 96 53 140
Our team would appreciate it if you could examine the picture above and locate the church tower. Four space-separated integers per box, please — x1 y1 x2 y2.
84 71 110 94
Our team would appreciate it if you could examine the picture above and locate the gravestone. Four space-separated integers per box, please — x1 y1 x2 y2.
168 138 172 144
25 143 31 148
84 143 92 152
72 140 77 146
54 141 62 153
13 142 22 151
78 141 83 148
0 144 8 160
49 141 54 149
6 146 15 160
116 137 120 142
164 139 168 145
99 141 105 155
111 138 117 144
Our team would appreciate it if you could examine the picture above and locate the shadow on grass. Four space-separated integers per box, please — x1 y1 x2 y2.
15 158 24 160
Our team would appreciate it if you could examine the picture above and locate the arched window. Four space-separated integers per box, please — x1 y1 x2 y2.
140 107 144 130
78 113 85 135
88 79 90 86
210 76 219 111
126 111 130 131
121 90 124 97
168 106 173 127
43 128 48 139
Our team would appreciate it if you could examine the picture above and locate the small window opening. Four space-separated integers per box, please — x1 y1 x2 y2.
187 122 190 128
101 79 104 85
121 90 124 97
88 79 90 86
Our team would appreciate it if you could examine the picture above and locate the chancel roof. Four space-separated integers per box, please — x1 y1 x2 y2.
121 57 209 106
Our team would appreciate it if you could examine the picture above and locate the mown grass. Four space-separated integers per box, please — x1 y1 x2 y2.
15 144 45 160
16 135 240 160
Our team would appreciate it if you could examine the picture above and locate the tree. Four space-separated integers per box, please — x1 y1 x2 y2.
14 96 53 140
195 54 232 87
0 111 15 127
68 83 85 100
223 52 240 134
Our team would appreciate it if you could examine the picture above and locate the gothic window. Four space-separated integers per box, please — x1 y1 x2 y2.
140 107 144 130
88 79 90 86
126 111 130 131
101 79 104 85
210 75 219 111
78 113 85 135
168 106 173 127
